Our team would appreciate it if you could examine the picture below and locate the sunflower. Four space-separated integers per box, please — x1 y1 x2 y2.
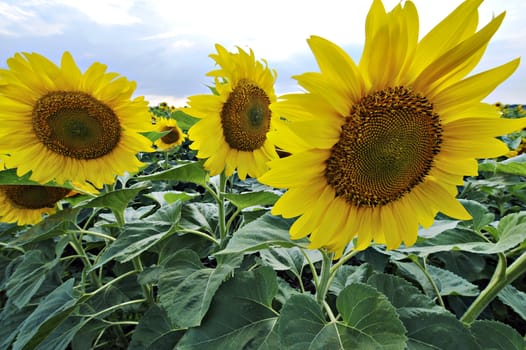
186 44 278 180
259 0 524 257
0 52 153 188
0 185 72 225
152 116 186 151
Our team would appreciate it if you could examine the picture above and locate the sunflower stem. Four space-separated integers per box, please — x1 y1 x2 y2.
460 251 526 324
69 231 101 289
132 256 155 306
316 250 334 305
410 255 445 308
217 172 228 249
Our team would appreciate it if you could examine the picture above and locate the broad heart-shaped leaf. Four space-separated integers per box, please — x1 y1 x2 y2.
402 213 526 255
0 168 75 188
10 208 80 246
479 153 526 176
259 247 322 281
128 305 184 350
498 284 526 322
223 191 280 210
91 201 182 269
136 160 209 186
158 250 242 328
279 284 407 350
81 186 146 227
329 264 374 294
459 199 495 232
34 316 86 350
12 279 79 350
367 274 479 349
176 267 279 350
470 320 526 350
3 250 59 309
217 213 305 255
0 303 35 350
394 262 479 297
179 202 218 235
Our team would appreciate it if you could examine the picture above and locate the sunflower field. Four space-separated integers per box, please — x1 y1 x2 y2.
1 0 526 349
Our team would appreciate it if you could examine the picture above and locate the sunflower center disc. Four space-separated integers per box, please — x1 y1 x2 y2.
221 79 271 151
33 91 121 159
325 86 442 207
161 127 180 144
2 185 71 209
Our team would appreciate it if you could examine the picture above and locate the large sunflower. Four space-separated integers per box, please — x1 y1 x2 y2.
187 44 278 180
152 116 186 151
0 185 72 225
259 0 524 257
0 52 152 188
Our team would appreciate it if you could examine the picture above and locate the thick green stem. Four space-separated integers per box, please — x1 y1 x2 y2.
132 256 155 305
461 251 526 324
69 232 101 289
178 228 220 246
409 255 445 308
217 172 228 249
316 250 334 305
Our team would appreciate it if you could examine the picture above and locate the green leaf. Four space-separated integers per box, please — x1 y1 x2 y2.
394 262 479 297
82 186 146 227
179 202 218 234
279 284 407 350
3 251 58 309
459 199 495 232
366 273 478 349
403 215 526 255
0 168 77 188
336 283 407 349
13 279 79 350
497 284 526 321
128 305 183 350
10 208 79 246
330 264 374 294
497 211 526 239
0 304 35 349
259 247 321 280
470 320 526 350
217 213 303 255
158 250 242 328
144 190 199 206
34 316 86 350
403 310 479 350
366 273 438 311
91 201 182 269
136 161 209 186
176 267 279 350
223 191 280 210
172 109 199 130
140 129 171 142
479 153 526 176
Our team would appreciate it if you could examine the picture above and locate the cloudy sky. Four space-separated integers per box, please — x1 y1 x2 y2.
1 0 524 106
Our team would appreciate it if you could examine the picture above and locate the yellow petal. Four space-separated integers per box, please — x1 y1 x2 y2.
307 35 365 103
408 0 481 81
434 58 520 109
413 12 505 93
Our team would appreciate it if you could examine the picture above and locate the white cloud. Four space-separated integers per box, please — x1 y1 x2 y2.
51 0 141 26
0 2 63 36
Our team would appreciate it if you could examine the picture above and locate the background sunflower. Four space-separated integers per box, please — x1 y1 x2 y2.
0 51 153 188
186 44 279 180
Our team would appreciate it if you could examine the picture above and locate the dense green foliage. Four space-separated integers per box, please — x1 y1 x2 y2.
0 104 525 349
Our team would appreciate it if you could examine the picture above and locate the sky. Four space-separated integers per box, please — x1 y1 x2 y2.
1 0 525 106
